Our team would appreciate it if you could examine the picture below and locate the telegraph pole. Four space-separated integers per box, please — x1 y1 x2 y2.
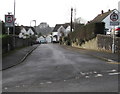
74 8 76 31
71 7 73 32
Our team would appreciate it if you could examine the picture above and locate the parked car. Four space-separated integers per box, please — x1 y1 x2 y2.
40 39 47 44
115 27 120 37
106 29 111 35
106 27 120 37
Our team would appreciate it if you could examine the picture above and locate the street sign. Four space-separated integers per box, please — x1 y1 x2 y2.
110 12 119 21
5 15 14 27
110 12 119 26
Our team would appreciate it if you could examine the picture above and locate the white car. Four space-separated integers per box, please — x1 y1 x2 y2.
106 27 120 36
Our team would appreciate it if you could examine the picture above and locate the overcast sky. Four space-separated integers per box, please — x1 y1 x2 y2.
0 0 120 27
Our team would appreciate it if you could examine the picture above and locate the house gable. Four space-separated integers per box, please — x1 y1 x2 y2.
58 26 65 33
102 9 119 29
52 24 62 32
91 10 113 23
91 9 119 29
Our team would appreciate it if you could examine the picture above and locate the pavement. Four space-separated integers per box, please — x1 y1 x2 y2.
1 44 120 71
2 44 39 70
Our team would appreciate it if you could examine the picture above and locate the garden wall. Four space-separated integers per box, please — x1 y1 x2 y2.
2 35 32 54
97 34 120 53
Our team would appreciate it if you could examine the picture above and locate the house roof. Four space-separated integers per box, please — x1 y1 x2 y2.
63 23 70 29
52 23 70 32
90 9 115 23
27 26 38 34
52 24 62 32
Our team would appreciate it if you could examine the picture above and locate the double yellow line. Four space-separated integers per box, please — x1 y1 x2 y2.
107 62 120 64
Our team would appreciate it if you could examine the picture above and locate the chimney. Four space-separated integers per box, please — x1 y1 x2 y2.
101 10 104 14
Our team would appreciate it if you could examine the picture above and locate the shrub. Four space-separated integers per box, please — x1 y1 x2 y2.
70 22 105 43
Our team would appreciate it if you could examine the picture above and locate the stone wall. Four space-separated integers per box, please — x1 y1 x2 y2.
97 34 120 53
71 34 120 53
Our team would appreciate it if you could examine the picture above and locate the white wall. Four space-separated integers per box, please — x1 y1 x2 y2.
52 32 58 36
57 26 65 41
52 32 58 42
46 36 52 43
65 26 70 36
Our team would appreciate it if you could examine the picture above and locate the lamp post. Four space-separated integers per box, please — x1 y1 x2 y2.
30 20 36 45
30 20 36 27
30 20 36 32
33 20 36 27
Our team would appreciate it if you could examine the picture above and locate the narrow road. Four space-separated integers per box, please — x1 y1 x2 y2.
3 44 119 92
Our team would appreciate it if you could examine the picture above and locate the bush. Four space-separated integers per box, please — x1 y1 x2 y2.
70 22 105 44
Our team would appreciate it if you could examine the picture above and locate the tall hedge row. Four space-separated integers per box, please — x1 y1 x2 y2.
70 22 105 45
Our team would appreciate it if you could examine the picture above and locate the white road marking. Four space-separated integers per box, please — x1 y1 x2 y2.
40 83 44 85
4 87 8 90
109 72 120 75
75 77 79 79
106 69 117 72
16 86 20 88
85 76 90 78
93 71 97 73
80 72 86 75
108 59 114 62
46 81 52 84
95 74 103 77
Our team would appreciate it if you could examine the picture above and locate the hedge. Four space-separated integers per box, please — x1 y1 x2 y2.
69 22 105 46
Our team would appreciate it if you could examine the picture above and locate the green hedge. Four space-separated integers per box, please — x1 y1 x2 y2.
0 34 9 38
69 22 105 45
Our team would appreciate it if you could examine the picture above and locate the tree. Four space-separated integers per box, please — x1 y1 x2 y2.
38 32 42 37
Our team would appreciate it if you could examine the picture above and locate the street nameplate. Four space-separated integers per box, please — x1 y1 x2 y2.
110 21 119 26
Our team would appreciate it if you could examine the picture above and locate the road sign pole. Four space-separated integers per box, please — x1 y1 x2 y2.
112 26 115 53
110 11 119 53
7 27 10 51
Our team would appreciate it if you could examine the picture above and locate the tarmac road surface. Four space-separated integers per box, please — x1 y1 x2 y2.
2 44 119 92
